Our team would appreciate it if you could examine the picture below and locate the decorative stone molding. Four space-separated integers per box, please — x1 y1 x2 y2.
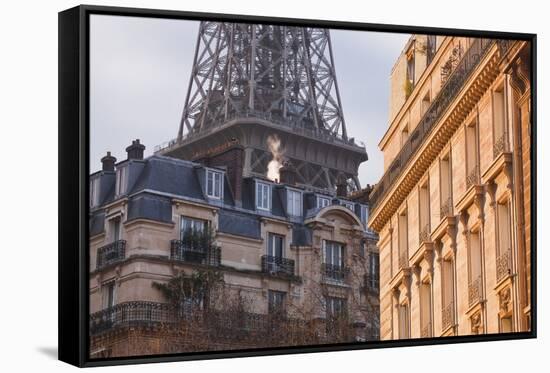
470 311 483 334
499 287 512 314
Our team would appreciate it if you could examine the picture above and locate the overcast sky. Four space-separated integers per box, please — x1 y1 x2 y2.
90 15 410 186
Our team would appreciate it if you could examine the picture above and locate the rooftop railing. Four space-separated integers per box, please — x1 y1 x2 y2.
369 38 504 212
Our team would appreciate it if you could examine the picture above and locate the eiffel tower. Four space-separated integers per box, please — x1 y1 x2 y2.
156 21 368 193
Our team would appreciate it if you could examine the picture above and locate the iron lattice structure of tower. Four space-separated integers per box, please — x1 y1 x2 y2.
156 22 368 193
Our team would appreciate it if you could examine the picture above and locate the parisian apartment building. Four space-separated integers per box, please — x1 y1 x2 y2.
88 140 379 357
367 35 531 339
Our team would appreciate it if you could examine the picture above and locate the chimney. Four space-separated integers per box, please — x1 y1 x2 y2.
279 160 297 186
126 139 145 160
336 173 348 197
101 151 117 172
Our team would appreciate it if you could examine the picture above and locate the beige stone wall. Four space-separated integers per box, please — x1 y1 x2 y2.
377 38 531 340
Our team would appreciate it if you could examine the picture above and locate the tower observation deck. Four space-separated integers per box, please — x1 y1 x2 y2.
155 22 368 193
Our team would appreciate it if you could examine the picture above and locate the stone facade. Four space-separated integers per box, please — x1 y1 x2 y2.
368 36 532 340
89 146 379 358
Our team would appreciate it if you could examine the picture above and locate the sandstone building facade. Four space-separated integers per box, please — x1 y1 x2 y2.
89 141 379 357
368 36 531 339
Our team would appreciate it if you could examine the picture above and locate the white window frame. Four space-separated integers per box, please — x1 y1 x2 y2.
115 166 128 197
341 200 355 211
180 216 207 238
267 233 285 258
360 204 369 225
90 177 100 208
256 181 272 211
286 188 302 217
206 169 223 199
102 281 116 310
316 195 331 209
323 240 344 267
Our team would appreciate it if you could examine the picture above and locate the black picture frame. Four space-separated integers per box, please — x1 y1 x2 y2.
58 4 537 367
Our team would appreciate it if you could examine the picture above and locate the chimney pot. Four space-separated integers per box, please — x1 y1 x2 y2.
336 173 348 197
101 151 117 172
126 139 146 160
279 160 297 186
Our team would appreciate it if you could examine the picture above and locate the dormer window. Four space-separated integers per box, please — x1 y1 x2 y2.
317 195 331 209
341 201 354 211
287 189 302 217
206 169 223 199
115 166 128 197
360 205 369 226
256 181 271 211
89 177 100 208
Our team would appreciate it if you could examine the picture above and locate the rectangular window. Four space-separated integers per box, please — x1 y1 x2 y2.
468 229 483 305
267 233 284 258
341 201 354 211
421 92 430 116
420 282 432 337
103 282 116 309
317 195 331 209
406 52 415 86
360 205 369 226
442 258 455 330
401 126 409 148
256 181 271 210
324 240 344 267
180 216 207 239
368 252 380 288
398 303 410 339
439 154 452 218
419 181 430 242
466 121 480 187
496 201 512 281
325 296 346 318
493 85 507 156
90 177 100 208
287 189 302 217
206 169 223 199
398 209 409 269
115 166 128 197
268 290 286 314
426 35 437 65
111 218 121 242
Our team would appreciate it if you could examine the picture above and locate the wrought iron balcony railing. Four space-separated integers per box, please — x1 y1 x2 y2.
89 301 176 335
96 240 126 270
442 301 455 331
398 250 409 270
496 248 512 282
261 255 295 277
369 38 504 211
419 223 431 244
321 263 350 282
170 239 221 267
493 132 508 158
440 196 452 219
421 322 432 338
468 275 483 306
466 164 480 189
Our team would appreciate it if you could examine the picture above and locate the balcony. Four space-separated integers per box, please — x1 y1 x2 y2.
170 239 221 267
90 301 176 335
321 263 350 283
496 248 512 282
466 164 481 190
442 301 455 331
96 240 126 270
468 275 483 307
421 322 432 338
363 273 380 295
369 38 504 213
261 255 295 277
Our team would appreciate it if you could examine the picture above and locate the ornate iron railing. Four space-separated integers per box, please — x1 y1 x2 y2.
440 196 452 219
496 248 512 282
466 164 480 189
419 223 431 244
493 132 508 158
170 239 221 267
261 255 295 277
468 275 483 306
399 250 409 270
89 301 176 335
321 263 350 282
369 38 503 211
96 240 126 270
442 301 454 331
421 322 432 338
